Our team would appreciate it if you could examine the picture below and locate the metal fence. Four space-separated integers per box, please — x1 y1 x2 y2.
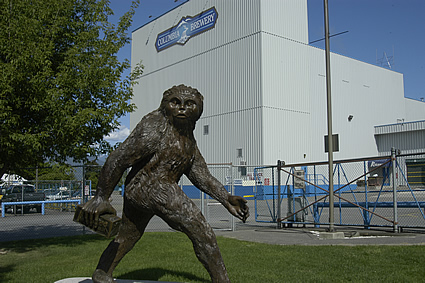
254 151 425 232
179 163 235 231
0 165 98 242
0 163 245 242
1 152 424 242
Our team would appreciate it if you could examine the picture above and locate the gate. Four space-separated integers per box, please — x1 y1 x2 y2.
254 151 425 231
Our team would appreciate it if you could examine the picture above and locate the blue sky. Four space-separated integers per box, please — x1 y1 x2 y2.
106 0 425 142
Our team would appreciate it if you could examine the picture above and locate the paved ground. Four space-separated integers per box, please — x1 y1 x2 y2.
3 207 425 246
216 223 425 246
2 191 425 245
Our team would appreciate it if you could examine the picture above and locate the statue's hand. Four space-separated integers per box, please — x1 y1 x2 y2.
227 195 249 223
76 196 116 230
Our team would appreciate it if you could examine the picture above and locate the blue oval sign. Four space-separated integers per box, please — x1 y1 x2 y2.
155 7 218 52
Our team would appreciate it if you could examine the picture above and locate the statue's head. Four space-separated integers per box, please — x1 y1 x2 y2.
160 85 204 129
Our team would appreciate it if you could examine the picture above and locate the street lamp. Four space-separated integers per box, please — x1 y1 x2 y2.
324 0 335 232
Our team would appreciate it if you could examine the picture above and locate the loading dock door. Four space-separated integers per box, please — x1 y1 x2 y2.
406 159 425 186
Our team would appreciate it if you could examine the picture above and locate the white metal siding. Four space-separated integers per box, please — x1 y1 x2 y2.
261 34 311 112
375 131 425 155
260 0 309 44
375 120 425 135
374 120 425 155
131 0 264 165
262 107 311 165
307 46 406 162
260 31 311 164
196 108 263 165
404 99 425 122
131 0 261 90
130 0 420 166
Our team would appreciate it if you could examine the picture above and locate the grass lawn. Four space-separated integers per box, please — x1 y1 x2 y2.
1 232 425 282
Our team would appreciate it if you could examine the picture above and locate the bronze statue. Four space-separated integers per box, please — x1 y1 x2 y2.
75 85 249 283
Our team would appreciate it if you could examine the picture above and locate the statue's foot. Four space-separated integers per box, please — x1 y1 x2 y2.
92 269 113 283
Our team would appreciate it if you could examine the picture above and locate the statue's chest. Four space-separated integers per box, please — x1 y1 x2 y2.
157 129 195 168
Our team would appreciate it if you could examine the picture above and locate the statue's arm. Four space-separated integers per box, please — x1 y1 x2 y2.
186 150 229 204
76 115 158 229
96 116 157 200
186 148 249 222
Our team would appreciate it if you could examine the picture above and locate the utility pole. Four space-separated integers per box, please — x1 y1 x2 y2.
324 0 335 232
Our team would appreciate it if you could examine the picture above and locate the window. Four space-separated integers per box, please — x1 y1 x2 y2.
237 148 243 158
203 125 209 135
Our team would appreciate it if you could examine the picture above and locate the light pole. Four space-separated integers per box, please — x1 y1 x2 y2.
324 0 335 232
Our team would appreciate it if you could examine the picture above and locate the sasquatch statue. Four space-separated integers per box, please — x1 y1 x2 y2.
77 85 249 283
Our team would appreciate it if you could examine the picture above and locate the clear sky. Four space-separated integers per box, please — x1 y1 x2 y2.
106 0 425 142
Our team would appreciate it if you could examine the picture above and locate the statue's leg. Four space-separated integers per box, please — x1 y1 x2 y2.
154 185 230 283
93 198 154 283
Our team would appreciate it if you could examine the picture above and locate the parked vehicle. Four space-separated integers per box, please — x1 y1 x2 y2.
0 184 5 200
45 187 70 200
71 189 95 200
0 184 45 213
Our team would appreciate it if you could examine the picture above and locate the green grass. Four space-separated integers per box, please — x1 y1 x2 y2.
1 232 425 282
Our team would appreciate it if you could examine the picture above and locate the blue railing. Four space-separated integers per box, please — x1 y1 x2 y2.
1 199 81 217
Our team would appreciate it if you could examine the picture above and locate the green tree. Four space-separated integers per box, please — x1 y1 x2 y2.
36 163 76 181
0 0 143 178
84 160 102 190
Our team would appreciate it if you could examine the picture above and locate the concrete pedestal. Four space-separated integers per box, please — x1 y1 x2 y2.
317 231 345 240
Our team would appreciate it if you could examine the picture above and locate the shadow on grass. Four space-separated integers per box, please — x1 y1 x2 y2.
0 222 94 242
0 234 106 253
0 264 15 283
119 268 209 283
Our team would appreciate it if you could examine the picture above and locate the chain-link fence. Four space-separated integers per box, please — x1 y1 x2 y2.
2 152 424 242
0 163 250 242
0 165 99 242
254 152 425 232
179 163 235 231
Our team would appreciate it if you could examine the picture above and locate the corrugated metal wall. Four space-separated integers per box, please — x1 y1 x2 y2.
130 0 418 166
260 31 312 164
131 0 265 165
375 120 425 135
257 0 406 164
306 47 406 163
375 120 425 155
260 0 308 44
404 98 425 122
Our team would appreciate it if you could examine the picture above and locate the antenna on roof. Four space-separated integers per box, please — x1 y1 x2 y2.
376 47 395 69
309 30 349 44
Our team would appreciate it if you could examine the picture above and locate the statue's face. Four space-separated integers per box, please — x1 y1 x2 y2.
165 92 202 124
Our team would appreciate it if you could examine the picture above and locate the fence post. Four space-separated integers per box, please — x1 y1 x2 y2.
82 165 86 203
391 147 398 233
200 186 206 221
277 160 282 229
363 160 370 229
35 166 39 191
230 164 236 231
81 165 86 235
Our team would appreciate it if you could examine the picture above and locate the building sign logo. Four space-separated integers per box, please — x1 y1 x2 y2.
155 7 218 52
